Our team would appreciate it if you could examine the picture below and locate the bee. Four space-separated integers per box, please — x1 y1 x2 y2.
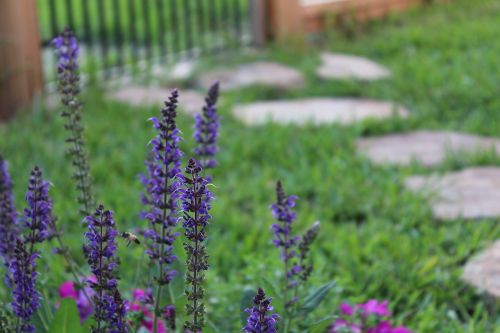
121 232 141 246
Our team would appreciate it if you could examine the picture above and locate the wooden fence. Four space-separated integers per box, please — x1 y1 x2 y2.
1 0 439 120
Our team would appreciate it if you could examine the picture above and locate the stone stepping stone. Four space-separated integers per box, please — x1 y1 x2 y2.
232 98 408 126
108 86 205 114
405 167 500 220
198 61 305 91
316 52 391 81
463 240 500 298
357 131 500 167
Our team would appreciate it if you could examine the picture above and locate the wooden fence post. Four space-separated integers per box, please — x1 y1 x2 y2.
267 0 304 41
0 0 43 121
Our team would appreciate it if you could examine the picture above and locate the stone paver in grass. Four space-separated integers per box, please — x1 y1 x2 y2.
108 86 205 114
316 52 391 81
198 61 305 90
232 98 409 126
405 167 500 220
357 131 500 167
463 240 500 298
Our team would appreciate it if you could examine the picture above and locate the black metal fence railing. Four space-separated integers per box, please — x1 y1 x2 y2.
37 0 251 82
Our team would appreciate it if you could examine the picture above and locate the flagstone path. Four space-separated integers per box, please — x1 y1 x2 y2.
232 98 408 126
316 52 391 81
357 131 500 167
108 86 205 114
463 240 500 298
405 167 500 220
197 61 305 91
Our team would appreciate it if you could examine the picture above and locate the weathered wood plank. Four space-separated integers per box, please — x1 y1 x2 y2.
0 0 43 121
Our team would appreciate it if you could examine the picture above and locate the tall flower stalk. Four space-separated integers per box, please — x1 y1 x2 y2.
271 181 300 312
52 28 94 305
83 205 128 333
141 90 182 332
0 155 17 268
193 81 220 172
179 158 213 332
243 288 279 333
53 27 94 216
10 166 53 333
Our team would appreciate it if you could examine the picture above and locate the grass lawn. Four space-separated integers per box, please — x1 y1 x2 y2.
2 0 500 331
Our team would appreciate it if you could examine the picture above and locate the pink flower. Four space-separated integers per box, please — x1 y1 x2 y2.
368 321 392 333
330 319 361 333
59 281 78 299
339 303 354 316
358 300 391 317
58 279 94 322
130 288 167 333
391 327 412 333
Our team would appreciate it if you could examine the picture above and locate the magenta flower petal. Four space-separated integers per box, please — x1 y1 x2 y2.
339 303 354 316
58 281 78 299
359 299 391 317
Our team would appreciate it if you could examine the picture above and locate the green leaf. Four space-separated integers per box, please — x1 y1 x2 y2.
298 282 335 317
47 299 85 333
240 288 257 326
308 316 336 333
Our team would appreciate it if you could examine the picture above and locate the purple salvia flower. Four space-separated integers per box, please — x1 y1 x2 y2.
10 240 40 333
193 82 220 171
10 166 53 332
270 181 300 309
140 90 183 332
179 158 214 332
83 205 128 333
53 27 80 108
22 166 52 245
141 89 182 285
243 288 279 333
53 27 94 216
0 155 17 267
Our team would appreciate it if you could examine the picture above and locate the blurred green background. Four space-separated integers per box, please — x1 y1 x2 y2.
2 0 500 332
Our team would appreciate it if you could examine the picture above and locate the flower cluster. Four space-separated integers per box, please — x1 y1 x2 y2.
10 240 40 333
243 288 279 333
193 81 220 171
129 288 176 333
179 158 213 332
53 27 94 216
270 181 301 307
141 89 182 286
330 300 412 333
9 167 53 332
22 166 52 245
83 205 128 332
0 155 17 266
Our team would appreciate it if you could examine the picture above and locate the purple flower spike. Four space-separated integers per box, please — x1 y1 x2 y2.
23 166 53 245
179 158 214 332
53 28 94 216
243 288 279 333
270 181 300 308
10 240 40 333
141 89 183 286
0 155 17 267
9 166 53 332
193 81 220 171
83 205 128 332
53 27 80 108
